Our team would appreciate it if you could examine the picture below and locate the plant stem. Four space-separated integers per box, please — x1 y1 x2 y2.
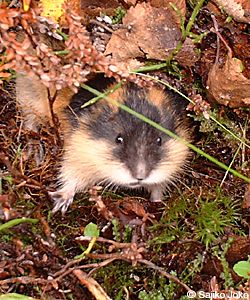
185 0 206 37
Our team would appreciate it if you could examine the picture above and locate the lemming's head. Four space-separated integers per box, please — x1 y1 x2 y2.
67 82 189 189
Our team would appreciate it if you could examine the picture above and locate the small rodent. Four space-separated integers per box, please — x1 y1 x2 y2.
48 75 191 213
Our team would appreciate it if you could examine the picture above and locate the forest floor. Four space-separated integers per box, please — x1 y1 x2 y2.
0 0 250 299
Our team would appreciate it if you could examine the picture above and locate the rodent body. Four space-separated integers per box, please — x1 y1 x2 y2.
47 75 191 213
16 73 190 213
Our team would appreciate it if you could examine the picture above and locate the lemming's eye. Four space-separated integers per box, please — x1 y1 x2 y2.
156 137 162 146
116 135 124 144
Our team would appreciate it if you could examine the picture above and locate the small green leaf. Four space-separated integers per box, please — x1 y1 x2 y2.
233 261 250 279
84 222 100 237
0 293 37 300
233 57 244 72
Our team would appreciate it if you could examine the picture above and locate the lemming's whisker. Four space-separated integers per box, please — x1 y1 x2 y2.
109 183 117 193
174 177 187 189
182 164 193 175
102 180 113 194
96 178 109 186
113 184 119 194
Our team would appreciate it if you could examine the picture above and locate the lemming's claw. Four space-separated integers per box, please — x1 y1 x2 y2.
48 190 74 214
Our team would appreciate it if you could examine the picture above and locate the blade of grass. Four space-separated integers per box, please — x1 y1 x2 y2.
220 142 242 187
81 81 124 108
81 83 250 184
0 218 39 233
184 0 206 37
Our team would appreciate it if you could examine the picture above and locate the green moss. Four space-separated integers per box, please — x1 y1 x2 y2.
112 7 126 24
149 187 241 248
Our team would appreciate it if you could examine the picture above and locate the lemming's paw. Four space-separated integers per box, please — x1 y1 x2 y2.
149 187 164 203
48 190 74 214
25 140 45 166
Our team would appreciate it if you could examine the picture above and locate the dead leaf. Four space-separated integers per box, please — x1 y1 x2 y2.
206 54 250 107
213 0 250 23
150 0 186 22
242 184 250 209
105 2 182 61
123 0 138 6
40 0 66 21
175 37 199 67
81 0 121 18
225 236 250 263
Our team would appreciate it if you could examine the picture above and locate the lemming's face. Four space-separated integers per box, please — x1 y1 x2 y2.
81 84 187 189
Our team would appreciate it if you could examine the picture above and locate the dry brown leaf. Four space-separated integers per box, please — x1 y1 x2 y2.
206 54 250 107
242 184 250 209
225 236 250 263
105 2 182 61
214 0 250 23
150 0 186 22
123 0 138 6
81 0 121 17
175 37 199 67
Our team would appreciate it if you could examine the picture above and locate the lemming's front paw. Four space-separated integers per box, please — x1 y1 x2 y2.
48 190 74 214
25 140 45 166
149 187 164 203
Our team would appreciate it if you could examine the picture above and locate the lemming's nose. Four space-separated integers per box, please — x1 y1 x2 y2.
135 161 147 181
137 177 144 181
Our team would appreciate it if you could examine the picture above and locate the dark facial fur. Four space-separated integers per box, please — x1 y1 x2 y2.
88 84 176 182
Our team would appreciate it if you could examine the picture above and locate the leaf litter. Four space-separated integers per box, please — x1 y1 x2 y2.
0 0 250 299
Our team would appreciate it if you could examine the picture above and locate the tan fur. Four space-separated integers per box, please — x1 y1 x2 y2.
61 130 119 188
16 73 53 130
147 86 167 107
54 88 75 133
102 83 125 112
16 73 73 132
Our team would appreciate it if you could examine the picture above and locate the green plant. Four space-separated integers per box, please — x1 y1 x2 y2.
195 202 231 248
112 218 121 242
212 238 235 288
138 273 178 300
0 293 37 300
112 7 126 24
195 190 241 248
0 218 39 233
150 187 241 248
233 260 250 279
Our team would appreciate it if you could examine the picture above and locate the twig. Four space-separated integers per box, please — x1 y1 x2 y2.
89 20 114 34
211 15 232 59
139 259 192 292
0 152 43 189
47 88 62 146
211 15 220 64
73 269 112 300
0 276 51 285
53 258 118 282
77 236 133 249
